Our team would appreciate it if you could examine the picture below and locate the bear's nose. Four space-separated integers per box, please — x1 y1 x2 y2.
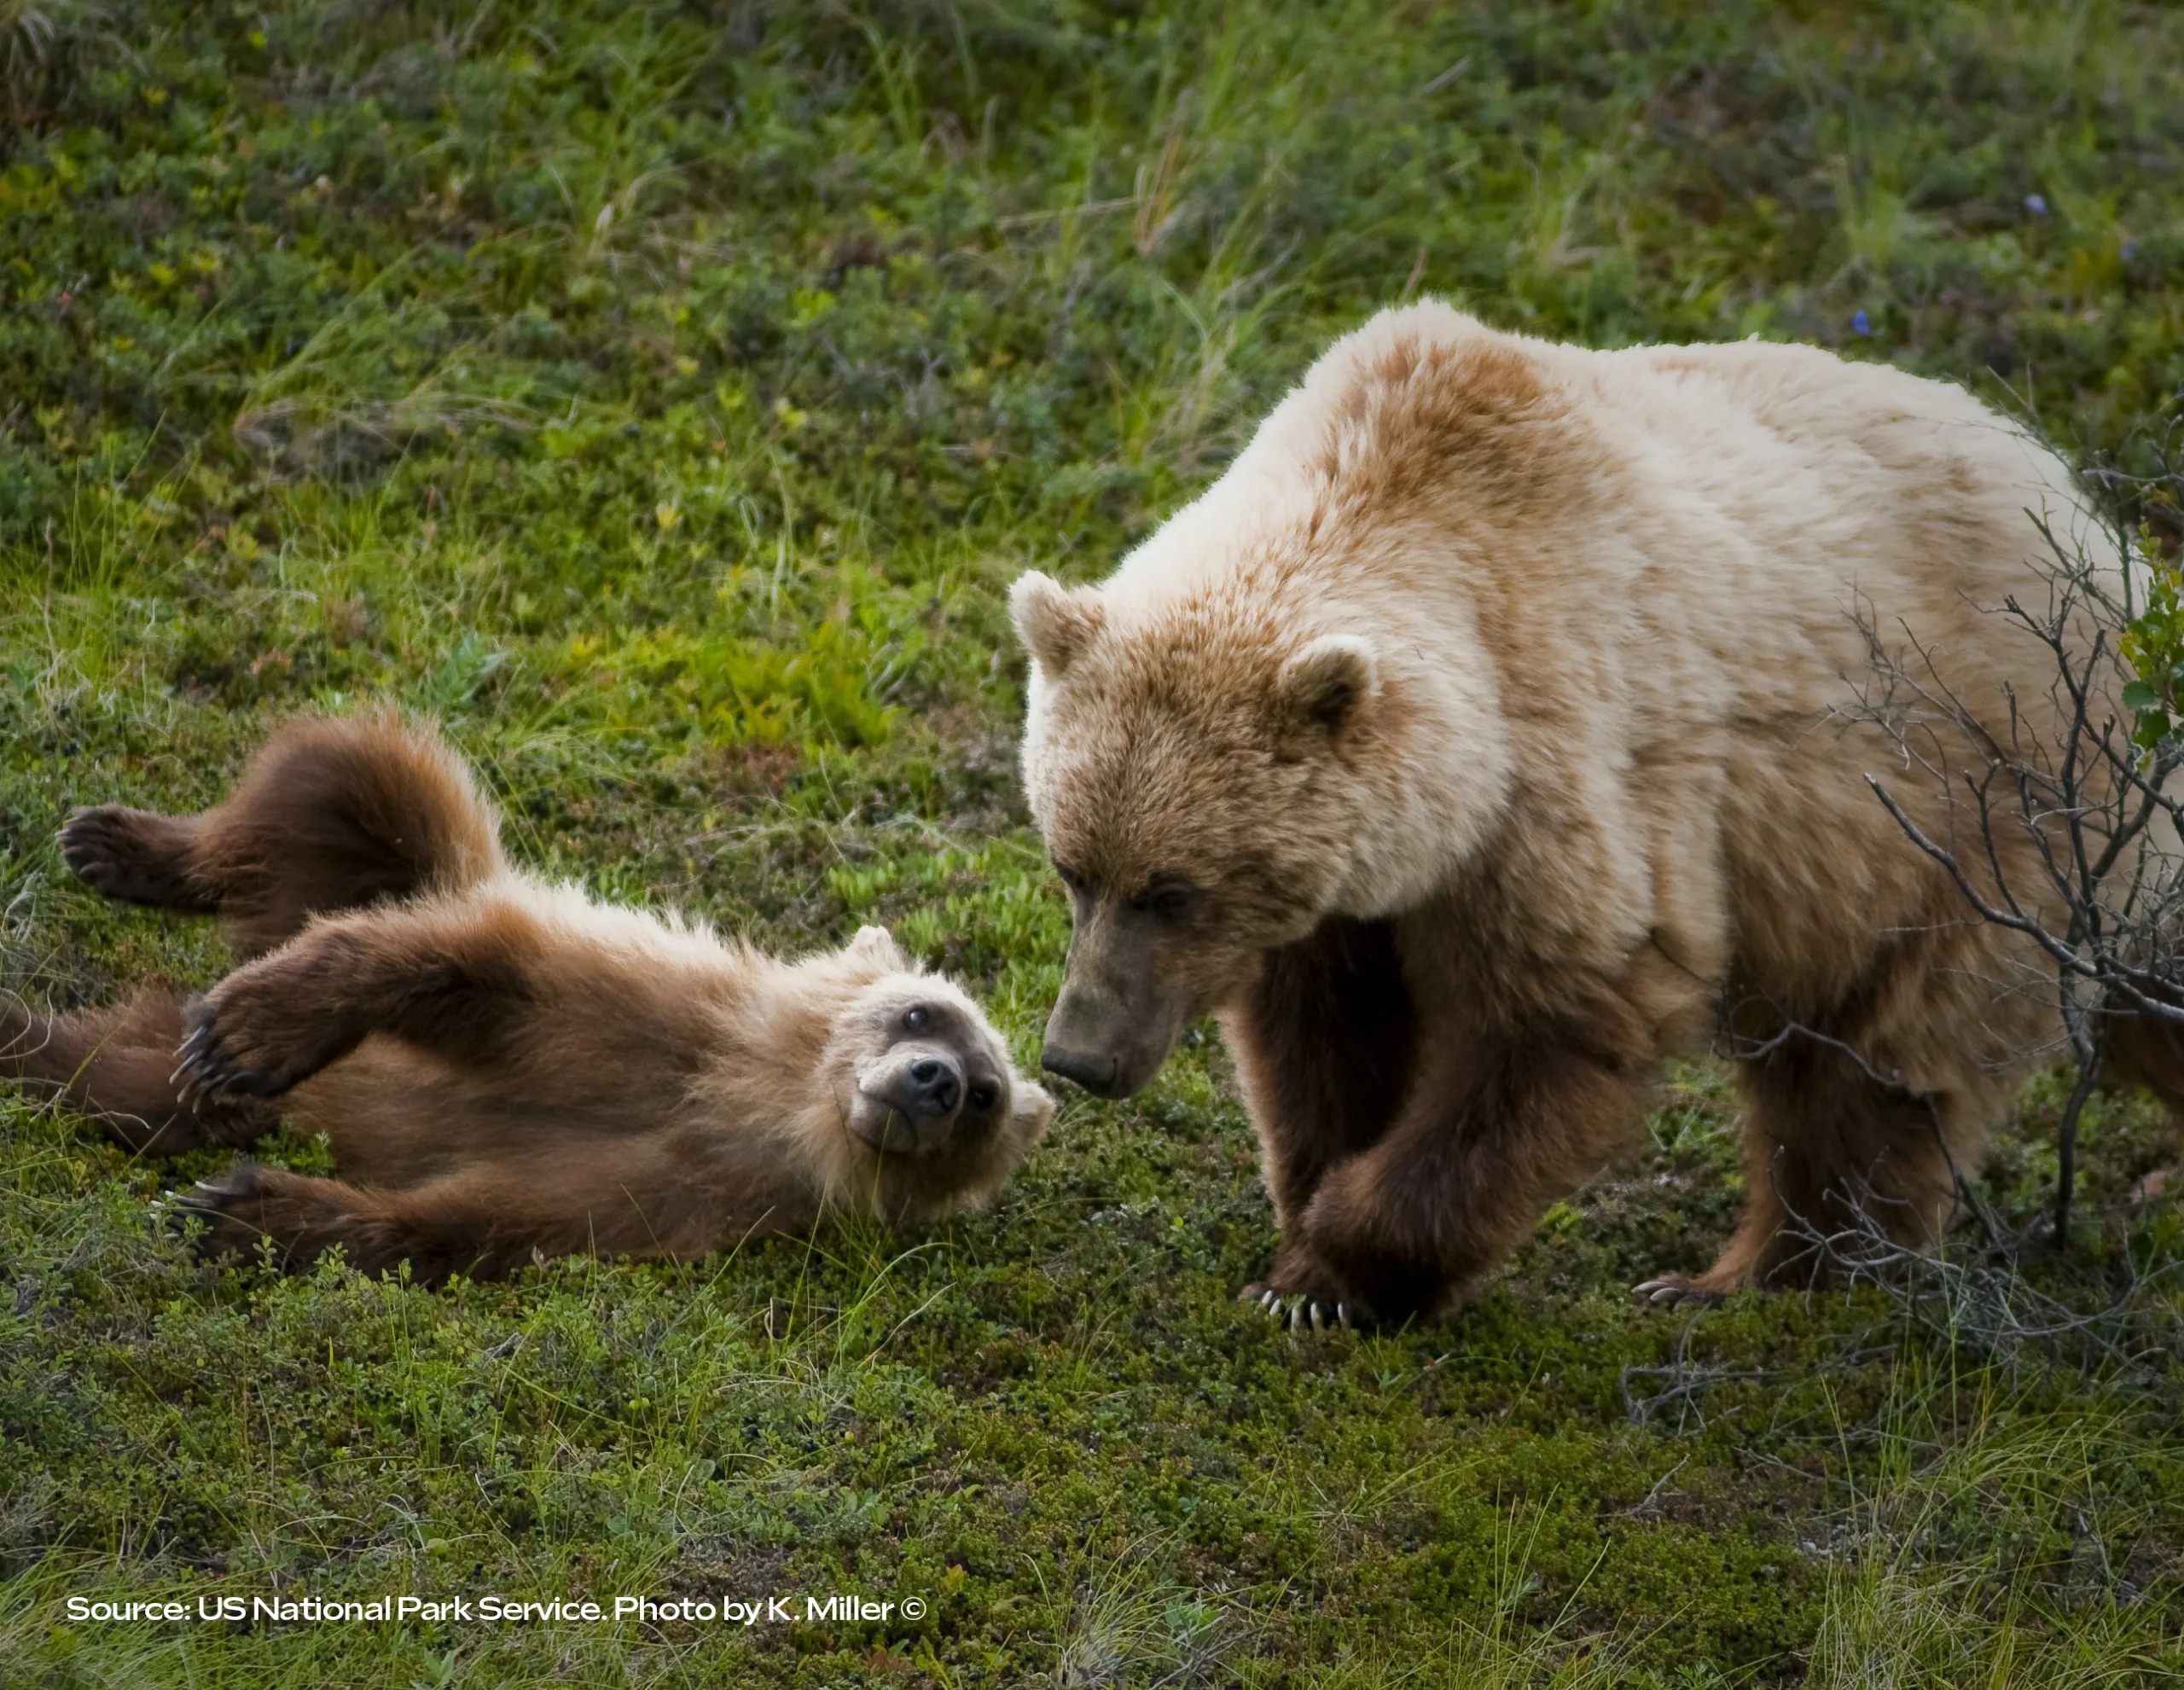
904 1058 960 1118
1041 1045 1119 1095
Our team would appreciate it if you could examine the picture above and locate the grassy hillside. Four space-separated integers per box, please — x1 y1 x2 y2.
3 2 2182 1683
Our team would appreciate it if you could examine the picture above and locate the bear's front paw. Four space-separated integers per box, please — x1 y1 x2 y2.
173 980 334 1105
1239 1252 1370 1333
1240 1281 1355 1333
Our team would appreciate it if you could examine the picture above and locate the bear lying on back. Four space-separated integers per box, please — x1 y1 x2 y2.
1014 301 2184 1327
1 713 1052 1283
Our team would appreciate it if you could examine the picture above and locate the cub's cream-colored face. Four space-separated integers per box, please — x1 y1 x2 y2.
843 981 1021 1158
821 947 1053 1214
1012 572 1380 1099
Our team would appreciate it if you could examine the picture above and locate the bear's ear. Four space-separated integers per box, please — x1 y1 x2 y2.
1275 634 1380 749
847 924 909 971
1010 571 1106 679
1011 1078 1056 1147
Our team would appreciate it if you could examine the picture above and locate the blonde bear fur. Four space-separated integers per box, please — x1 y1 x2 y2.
1013 301 2175 1323
3 714 1052 1282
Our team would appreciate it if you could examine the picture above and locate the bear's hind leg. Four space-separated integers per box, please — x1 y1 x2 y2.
64 711 506 958
59 808 219 915
1649 1022 1961 1304
175 1161 537 1283
2089 1003 2184 1203
2 984 276 1154
177 1135 758 1283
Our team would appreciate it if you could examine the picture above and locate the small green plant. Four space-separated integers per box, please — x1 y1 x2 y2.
2118 543 2184 759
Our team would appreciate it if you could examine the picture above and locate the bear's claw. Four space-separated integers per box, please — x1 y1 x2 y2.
1633 1277 1725 1310
172 1003 287 1106
1240 1281 1352 1333
164 1162 271 1260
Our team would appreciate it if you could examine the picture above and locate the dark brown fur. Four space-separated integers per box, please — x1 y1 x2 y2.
1292 1014 1641 1320
1223 929 1652 1322
1690 946 1967 1294
1221 916 1416 1230
1223 915 2183 1321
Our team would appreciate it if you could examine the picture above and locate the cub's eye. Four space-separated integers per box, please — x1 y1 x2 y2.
901 1006 930 1032
967 1082 999 1112
1052 860 1087 893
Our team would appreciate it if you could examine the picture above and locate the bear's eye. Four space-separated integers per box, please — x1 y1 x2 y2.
967 1081 999 1112
1136 877 1203 925
1052 860 1087 894
901 1006 930 1032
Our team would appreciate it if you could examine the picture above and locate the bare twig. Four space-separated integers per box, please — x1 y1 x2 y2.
1846 425 2184 1243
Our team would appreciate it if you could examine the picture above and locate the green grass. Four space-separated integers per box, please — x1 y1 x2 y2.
4 1 2184 1682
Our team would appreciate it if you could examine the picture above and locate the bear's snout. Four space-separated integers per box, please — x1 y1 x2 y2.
1041 973 1179 1100
851 1048 971 1154
900 1056 961 1118
865 1049 963 1123
1039 1043 1120 1096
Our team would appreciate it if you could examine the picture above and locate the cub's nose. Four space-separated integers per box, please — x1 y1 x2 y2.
903 1057 961 1118
1040 1046 1119 1096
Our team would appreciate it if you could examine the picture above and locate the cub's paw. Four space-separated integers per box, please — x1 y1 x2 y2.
59 806 205 909
174 983 329 1105
166 1162 279 1263
1632 1275 1727 1310
166 1164 396 1277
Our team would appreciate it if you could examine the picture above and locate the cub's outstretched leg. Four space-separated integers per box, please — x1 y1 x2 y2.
62 711 505 958
175 1135 790 1284
0 985 278 1154
173 897 550 1104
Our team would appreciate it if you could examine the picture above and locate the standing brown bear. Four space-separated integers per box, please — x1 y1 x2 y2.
1011 302 2178 1327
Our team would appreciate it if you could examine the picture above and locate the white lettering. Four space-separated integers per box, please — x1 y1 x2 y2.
65 1598 192 1623
59 1588 950 1629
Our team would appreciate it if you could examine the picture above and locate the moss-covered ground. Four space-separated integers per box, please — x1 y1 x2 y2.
3 2 2183 1682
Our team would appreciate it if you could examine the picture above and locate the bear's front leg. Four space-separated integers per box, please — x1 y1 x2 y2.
173 897 543 1104
1260 1011 1647 1327
1219 915 1418 1233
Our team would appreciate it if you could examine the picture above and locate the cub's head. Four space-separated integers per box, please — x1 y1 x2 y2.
1012 568 1494 1101
821 926 1054 1222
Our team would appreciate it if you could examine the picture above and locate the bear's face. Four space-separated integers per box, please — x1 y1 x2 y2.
1013 573 1383 1099
819 944 1054 1220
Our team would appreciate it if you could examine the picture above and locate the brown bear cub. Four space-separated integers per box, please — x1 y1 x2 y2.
1 713 1052 1284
